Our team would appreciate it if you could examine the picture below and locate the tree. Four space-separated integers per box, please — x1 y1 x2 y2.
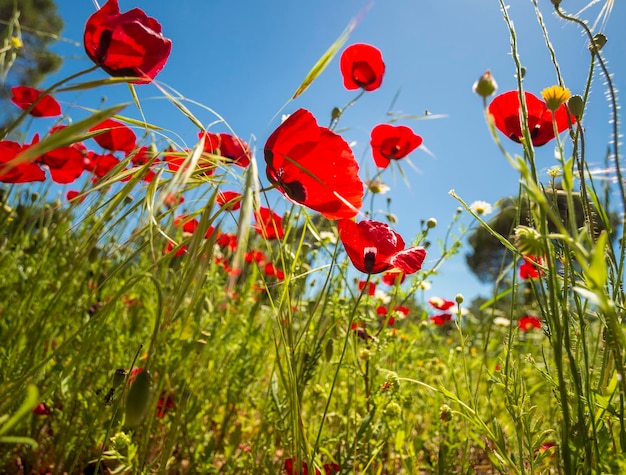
0 0 63 89
465 187 616 283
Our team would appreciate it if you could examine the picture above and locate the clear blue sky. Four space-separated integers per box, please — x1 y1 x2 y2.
44 0 625 303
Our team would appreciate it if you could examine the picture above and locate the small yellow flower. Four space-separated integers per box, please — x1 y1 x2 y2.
10 36 22 49
541 85 571 112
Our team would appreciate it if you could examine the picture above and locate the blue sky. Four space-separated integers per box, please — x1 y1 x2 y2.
43 0 625 303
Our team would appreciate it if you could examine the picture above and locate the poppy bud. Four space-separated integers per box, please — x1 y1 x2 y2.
550 0 561 5
455 293 464 304
472 70 498 98
125 369 152 427
426 218 437 229
514 226 545 256
589 33 607 54
567 95 584 120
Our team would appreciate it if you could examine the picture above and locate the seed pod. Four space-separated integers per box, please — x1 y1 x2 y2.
125 369 152 427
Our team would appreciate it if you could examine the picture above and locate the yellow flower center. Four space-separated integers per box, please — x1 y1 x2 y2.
541 85 571 112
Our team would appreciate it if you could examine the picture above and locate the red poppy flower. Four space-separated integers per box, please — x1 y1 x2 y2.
488 91 575 147
0 138 45 183
519 255 545 280
370 124 423 169
174 215 199 234
358 280 376 296
428 297 455 311
216 232 238 251
323 463 340 475
245 250 267 265
164 146 215 177
199 132 251 168
253 206 285 240
32 403 52 416
90 119 137 152
284 458 321 475
429 313 452 326
11 86 61 117
518 315 541 331
156 391 175 419
338 219 426 275
39 126 86 184
85 152 122 180
340 43 385 92
382 270 406 286
83 0 172 84
217 190 242 211
66 190 84 203
264 262 285 280
264 108 363 220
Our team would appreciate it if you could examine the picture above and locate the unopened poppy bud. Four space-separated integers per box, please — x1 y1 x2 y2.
125 369 152 427
514 225 545 256
386 213 397 224
455 293 464 304
426 218 437 229
331 107 341 121
366 179 390 194
568 95 584 119
472 70 498 98
550 0 561 6
589 33 607 54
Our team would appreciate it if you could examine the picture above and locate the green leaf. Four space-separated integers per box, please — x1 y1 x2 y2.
291 15 359 99
14 104 127 164
584 231 608 290
0 384 39 441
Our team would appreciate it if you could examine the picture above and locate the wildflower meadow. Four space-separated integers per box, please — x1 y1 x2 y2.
1 0 625 473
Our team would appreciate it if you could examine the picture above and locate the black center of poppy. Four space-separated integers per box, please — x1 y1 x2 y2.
363 250 377 273
283 180 307 202
96 30 112 63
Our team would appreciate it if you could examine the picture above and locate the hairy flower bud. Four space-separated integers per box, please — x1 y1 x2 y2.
472 70 498 98
568 95 584 120
514 226 545 256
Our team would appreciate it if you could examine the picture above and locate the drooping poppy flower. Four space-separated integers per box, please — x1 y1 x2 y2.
428 297 456 311
217 190 242 211
370 124 423 169
340 43 385 92
382 270 406 286
83 0 172 84
200 132 251 168
358 280 376 296
264 108 363 220
89 119 137 152
519 255 545 280
518 315 541 331
11 85 61 117
429 313 453 326
253 206 285 240
488 90 575 147
0 138 46 183
338 219 426 275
